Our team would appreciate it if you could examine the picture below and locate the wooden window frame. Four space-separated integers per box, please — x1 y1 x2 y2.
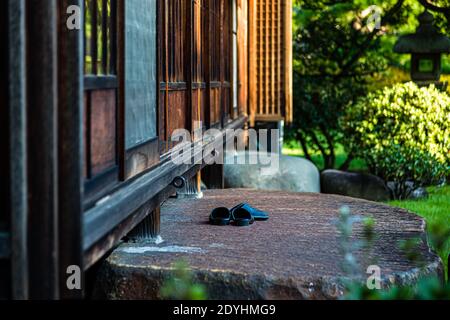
83 0 120 206
119 0 160 181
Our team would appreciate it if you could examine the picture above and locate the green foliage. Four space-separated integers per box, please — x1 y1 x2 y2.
290 0 416 169
338 206 450 300
389 185 450 278
160 260 207 300
290 1 450 169
345 277 450 300
342 82 450 198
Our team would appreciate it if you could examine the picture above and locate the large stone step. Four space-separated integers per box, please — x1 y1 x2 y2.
93 189 443 300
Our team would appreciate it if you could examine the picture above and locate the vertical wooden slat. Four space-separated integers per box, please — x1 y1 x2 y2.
248 0 257 127
58 0 85 299
204 0 211 128
186 0 193 132
237 0 248 118
219 0 224 127
164 0 169 150
110 0 117 74
259 0 264 116
265 0 269 115
8 0 28 300
101 0 108 74
26 0 59 299
83 0 87 73
91 0 98 74
276 0 281 115
117 0 125 180
170 1 174 82
284 0 293 122
270 0 275 116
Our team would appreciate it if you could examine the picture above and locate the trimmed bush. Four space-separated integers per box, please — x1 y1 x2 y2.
342 82 450 199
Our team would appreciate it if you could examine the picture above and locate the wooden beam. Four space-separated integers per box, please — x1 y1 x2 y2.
26 0 59 300
58 0 85 299
83 115 246 255
8 0 28 300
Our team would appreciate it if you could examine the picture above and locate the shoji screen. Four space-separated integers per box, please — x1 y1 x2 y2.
124 0 157 149
123 0 159 179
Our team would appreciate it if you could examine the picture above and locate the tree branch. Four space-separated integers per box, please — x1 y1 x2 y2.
296 131 312 161
337 0 405 78
418 0 450 15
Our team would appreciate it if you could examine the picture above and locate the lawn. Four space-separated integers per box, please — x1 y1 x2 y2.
283 141 367 172
389 186 450 280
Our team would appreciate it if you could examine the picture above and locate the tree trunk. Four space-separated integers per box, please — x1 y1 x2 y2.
339 154 354 171
296 131 312 161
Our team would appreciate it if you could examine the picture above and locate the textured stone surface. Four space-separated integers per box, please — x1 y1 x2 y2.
94 190 443 300
224 152 320 193
321 169 391 201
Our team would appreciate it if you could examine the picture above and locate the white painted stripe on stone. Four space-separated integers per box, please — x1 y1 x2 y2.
121 245 205 254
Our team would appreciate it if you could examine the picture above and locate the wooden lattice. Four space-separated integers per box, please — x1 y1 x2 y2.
249 0 292 125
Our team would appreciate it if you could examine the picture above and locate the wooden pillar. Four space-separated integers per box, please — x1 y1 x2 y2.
237 0 249 118
8 0 29 300
202 164 224 189
58 0 85 299
0 3 11 299
186 0 193 132
26 0 59 300
248 0 257 127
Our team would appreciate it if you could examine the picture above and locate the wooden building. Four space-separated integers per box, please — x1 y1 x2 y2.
0 0 292 299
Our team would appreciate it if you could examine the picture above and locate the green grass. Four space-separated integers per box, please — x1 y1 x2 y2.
284 141 449 280
389 186 450 280
282 141 367 172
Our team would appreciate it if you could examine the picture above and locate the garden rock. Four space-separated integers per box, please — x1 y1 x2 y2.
224 151 320 193
321 169 390 201
409 187 429 200
386 181 428 200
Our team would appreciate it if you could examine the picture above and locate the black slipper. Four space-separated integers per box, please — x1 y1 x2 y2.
231 203 269 221
209 207 231 225
231 207 255 226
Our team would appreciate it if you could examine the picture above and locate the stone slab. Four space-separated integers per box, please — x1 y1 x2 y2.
94 189 443 300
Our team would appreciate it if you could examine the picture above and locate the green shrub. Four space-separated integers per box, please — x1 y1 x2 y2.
342 82 450 199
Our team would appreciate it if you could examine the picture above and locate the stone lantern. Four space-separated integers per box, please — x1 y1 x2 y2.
394 10 450 87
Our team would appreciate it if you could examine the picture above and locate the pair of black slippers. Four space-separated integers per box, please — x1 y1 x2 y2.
209 203 269 227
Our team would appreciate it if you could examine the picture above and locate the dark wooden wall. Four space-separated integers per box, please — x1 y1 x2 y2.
0 0 9 234
81 0 239 205
1 0 246 299
0 0 11 300
159 0 236 153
